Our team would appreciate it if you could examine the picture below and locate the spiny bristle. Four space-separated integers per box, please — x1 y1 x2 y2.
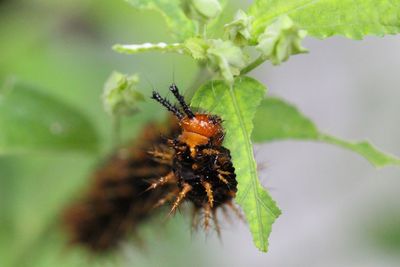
169 84 194 118
151 90 184 119
62 122 179 252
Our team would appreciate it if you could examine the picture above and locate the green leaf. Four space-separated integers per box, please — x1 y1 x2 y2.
256 15 308 65
190 0 222 20
248 0 400 39
191 77 281 252
318 135 400 168
206 39 248 84
252 97 319 141
224 9 253 46
0 80 99 154
102 71 144 117
125 0 195 40
184 37 209 60
253 97 400 168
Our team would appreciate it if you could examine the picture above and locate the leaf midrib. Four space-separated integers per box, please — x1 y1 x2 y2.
228 84 266 250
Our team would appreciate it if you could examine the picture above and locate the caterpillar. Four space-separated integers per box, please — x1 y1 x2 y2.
149 84 238 233
62 83 240 252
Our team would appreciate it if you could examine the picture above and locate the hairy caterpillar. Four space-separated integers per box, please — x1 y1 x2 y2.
62 83 240 251
149 84 238 233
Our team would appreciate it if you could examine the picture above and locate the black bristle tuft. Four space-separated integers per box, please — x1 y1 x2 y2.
169 84 195 119
151 90 184 120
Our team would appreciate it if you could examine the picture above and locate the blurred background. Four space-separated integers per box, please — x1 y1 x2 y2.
1 0 400 266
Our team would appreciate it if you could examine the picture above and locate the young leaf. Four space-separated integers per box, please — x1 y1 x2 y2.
256 15 308 65
189 0 222 21
102 71 144 117
125 0 195 40
0 80 99 154
191 77 281 252
184 37 209 60
249 0 400 39
224 9 253 46
253 97 400 168
206 39 248 84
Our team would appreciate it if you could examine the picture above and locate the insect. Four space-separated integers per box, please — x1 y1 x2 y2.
62 84 240 252
149 84 238 232
62 122 178 252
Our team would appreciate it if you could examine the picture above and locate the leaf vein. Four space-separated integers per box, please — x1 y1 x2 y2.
228 85 266 248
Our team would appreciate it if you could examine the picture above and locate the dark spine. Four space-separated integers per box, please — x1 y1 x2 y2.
151 91 184 119
169 84 195 119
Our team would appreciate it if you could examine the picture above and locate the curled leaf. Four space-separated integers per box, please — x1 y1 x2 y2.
184 37 209 60
206 39 247 84
189 0 222 20
102 72 144 117
224 9 253 46
256 15 307 65
125 0 195 40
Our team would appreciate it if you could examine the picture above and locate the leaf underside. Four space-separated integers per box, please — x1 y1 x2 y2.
191 77 281 252
125 0 195 40
0 81 99 154
249 0 400 39
252 97 400 168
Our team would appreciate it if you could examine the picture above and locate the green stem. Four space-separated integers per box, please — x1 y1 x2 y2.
241 56 266 75
198 21 207 39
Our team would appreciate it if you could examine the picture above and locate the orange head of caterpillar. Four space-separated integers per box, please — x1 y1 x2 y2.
151 84 224 150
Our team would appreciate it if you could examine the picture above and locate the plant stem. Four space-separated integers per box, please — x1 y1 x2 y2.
241 56 266 75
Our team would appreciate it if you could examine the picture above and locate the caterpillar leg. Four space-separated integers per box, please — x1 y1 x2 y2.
169 183 192 214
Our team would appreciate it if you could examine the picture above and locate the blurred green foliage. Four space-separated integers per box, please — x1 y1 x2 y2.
2 0 400 265
362 205 400 256
0 0 207 266
0 80 99 154
369 215 400 254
